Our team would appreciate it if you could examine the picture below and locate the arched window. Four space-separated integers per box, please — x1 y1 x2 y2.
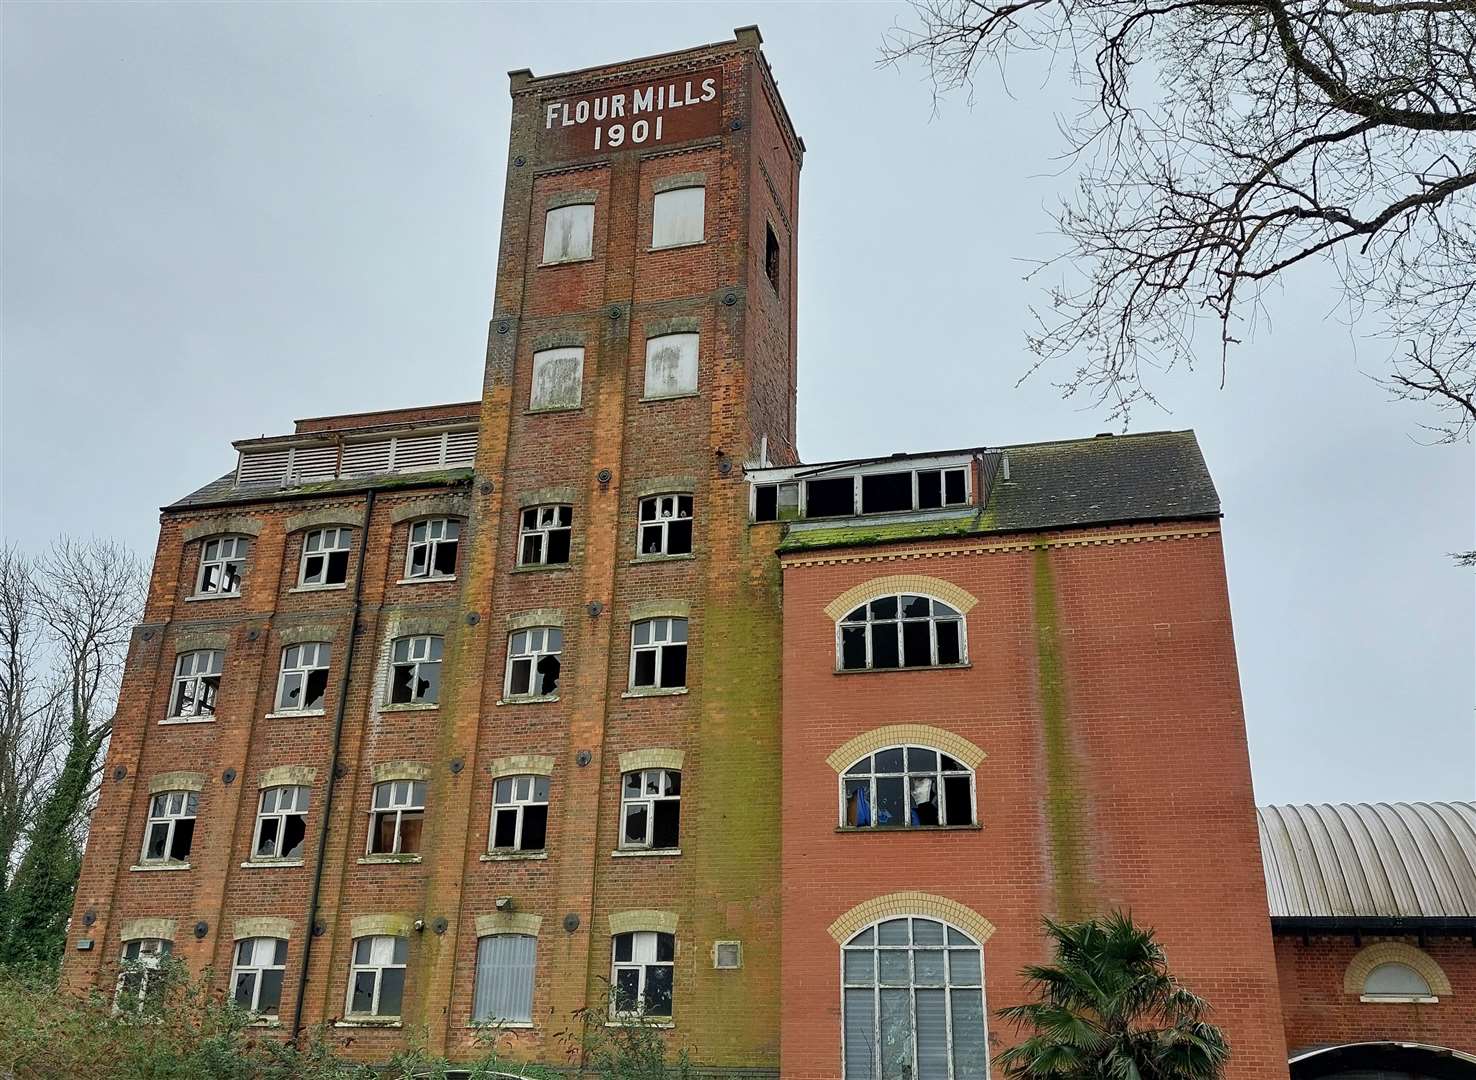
842 917 987 1079
505 627 562 699
842 747 974 829
1363 961 1437 1002
196 535 248 596
838 595 965 671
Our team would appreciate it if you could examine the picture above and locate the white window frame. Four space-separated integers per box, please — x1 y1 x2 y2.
196 535 248 596
542 202 594 265
299 527 352 587
490 774 551 853
388 635 443 705
169 649 223 720
642 333 699 399
368 779 427 855
252 784 310 861
231 937 288 1017
619 768 681 851
1361 962 1439 1003
530 346 585 411
637 494 694 558
518 504 573 566
629 617 688 691
610 930 675 1019
504 627 563 700
837 594 967 671
405 518 460 580
115 938 172 1013
275 642 330 713
140 790 199 865
346 935 408 1018
651 185 705 248
840 746 976 830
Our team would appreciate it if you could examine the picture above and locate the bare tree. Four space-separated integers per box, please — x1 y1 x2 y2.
882 0 1476 439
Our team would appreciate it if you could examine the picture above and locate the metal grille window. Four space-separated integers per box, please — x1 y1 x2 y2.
505 628 562 699
231 937 287 1017
638 495 693 557
300 527 351 586
543 203 594 264
652 186 705 248
842 748 974 829
141 790 198 864
170 650 223 718
276 643 330 713
611 931 674 1018
253 784 309 860
519 505 572 565
838 595 965 671
629 618 687 690
197 535 248 595
347 935 407 1018
406 518 459 579
369 780 426 855
842 918 987 1080
389 635 442 705
491 775 550 852
620 768 680 850
115 938 172 1013
473 934 537 1023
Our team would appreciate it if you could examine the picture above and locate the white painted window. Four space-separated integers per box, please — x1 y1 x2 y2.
643 333 699 399
405 518 459 580
530 347 584 411
842 747 975 829
611 931 674 1018
629 617 687 690
275 643 330 713
620 768 680 850
543 203 594 264
638 494 693 557
505 627 562 699
473 934 537 1023
231 937 287 1017
842 918 987 1080
1363 962 1436 1002
652 186 704 248
519 505 572 565
300 527 351 586
838 595 965 671
170 650 223 719
347 935 407 1017
253 784 309 860
141 790 198 864
115 938 172 1013
369 780 426 855
388 635 442 705
491 775 550 852
196 535 248 595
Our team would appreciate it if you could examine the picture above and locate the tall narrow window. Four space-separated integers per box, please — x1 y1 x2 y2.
629 618 687 690
519 505 572 566
611 931 674 1018
369 780 426 855
543 203 594 264
620 768 680 850
115 938 172 1013
643 333 699 399
491 775 550 853
231 937 287 1017
764 223 781 291
253 785 310 860
842 747 975 829
170 650 223 719
530 347 584 411
141 790 198 864
405 518 459 580
347 935 407 1018
505 628 562 699
275 643 330 713
299 527 351 586
388 635 442 705
838 595 965 671
652 186 705 248
638 495 693 557
473 934 537 1024
197 535 248 595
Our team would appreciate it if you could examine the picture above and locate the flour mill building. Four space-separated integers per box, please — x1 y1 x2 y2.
62 28 1476 1080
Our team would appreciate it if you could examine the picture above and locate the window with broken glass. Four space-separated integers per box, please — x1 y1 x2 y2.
115 938 172 1013
611 931 674 1018
838 595 965 671
231 937 287 1017
620 768 680 850
629 617 687 690
841 918 987 1080
405 518 459 580
505 627 561 699
141 790 198 864
530 347 584 411
299 527 351 587
388 635 442 705
491 775 550 853
753 481 800 522
542 203 594 264
170 649 223 719
643 333 699 399
275 643 330 713
519 505 572 566
253 784 309 860
369 780 426 855
652 186 705 248
842 747 974 829
347 935 407 1018
638 494 693 557
196 535 248 595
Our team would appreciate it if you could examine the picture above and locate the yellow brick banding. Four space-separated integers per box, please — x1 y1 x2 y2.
826 893 996 945
608 910 679 937
276 622 338 645
372 760 430 784
259 765 317 789
518 485 577 508
618 748 684 775
174 630 230 654
474 913 543 937
149 771 205 794
119 917 177 942
1342 941 1451 996
489 754 556 779
181 515 263 542
822 574 979 622
282 507 360 535
507 608 564 631
826 725 987 773
350 913 415 939
788 526 1220 571
388 496 470 524
634 475 697 499
234 916 294 941
629 599 691 622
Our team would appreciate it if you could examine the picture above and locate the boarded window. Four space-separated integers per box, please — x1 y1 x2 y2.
530 347 584 411
543 204 593 264
652 187 704 248
644 333 699 399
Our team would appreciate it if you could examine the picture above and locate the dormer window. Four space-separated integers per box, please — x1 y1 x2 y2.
752 462 971 522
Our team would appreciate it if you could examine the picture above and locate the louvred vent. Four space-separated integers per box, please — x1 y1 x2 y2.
391 434 443 472
445 429 477 466
341 440 393 476
237 449 292 485
290 445 338 480
238 426 479 487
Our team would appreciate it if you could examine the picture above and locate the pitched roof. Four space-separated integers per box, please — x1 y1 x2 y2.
166 467 474 511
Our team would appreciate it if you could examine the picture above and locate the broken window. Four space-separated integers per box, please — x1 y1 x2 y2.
388 635 442 705
611 931 675 1018
406 518 459 580
141 790 198 864
842 746 974 829
542 203 594 264
299 527 351 587
638 494 693 556
231 937 287 1018
170 650 223 719
629 617 687 691
861 471 913 514
753 482 799 522
505 627 562 699
491 774 550 853
253 784 309 861
347 935 408 1018
115 938 172 1014
652 186 705 248
643 333 699 399
473 934 537 1023
519 504 572 565
368 780 426 855
805 476 856 518
838 594 965 671
764 222 781 291
917 467 969 509
275 642 330 713
530 347 584 411
621 768 681 850
197 535 248 596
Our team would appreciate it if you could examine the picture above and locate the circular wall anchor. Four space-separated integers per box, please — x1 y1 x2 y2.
718 459 733 477
575 749 593 768
514 155 526 167
597 468 612 486
608 305 623 320
113 765 128 782
466 611 481 626
222 768 237 785
480 480 494 495
450 758 465 775
586 600 603 618
194 921 209 940
433 917 449 935
563 913 581 933
141 629 154 642
83 910 97 927
333 762 349 780
730 119 743 131
722 292 738 306
312 921 326 937
497 320 510 334
246 629 260 642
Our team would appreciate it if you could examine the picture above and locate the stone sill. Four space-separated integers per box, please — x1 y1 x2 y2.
159 716 216 727
358 854 423 865
605 1019 675 1029
526 405 583 416
630 554 695 565
249 1018 283 1028
335 1018 402 1028
832 663 972 677
265 709 325 720
240 859 305 869
835 824 983 835
511 562 572 574
289 583 347 594
380 702 439 713
481 851 549 862
621 687 688 700
639 393 700 404
612 848 681 858
131 863 190 872
539 256 595 269
184 593 241 603
468 1021 535 1030
1360 995 1439 1004
394 575 456 586
647 240 706 253
497 695 559 707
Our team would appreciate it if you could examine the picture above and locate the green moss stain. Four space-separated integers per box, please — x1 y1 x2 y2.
777 511 980 552
1032 546 1090 919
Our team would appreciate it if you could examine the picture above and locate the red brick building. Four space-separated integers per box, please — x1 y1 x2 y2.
60 27 1474 1080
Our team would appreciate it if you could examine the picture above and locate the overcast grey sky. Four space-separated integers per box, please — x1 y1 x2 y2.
3 2 1471 806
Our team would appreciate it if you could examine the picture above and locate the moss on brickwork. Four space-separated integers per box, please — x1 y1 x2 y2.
777 512 980 552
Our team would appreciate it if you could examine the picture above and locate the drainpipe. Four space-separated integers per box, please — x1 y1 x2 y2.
291 487 375 1040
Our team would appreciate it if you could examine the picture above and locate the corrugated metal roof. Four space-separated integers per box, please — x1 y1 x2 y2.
1258 802 1476 919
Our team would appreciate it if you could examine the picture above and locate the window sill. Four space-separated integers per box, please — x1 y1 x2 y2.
612 848 681 858
835 824 982 834
1360 994 1439 1004
336 1018 402 1028
526 404 583 416
605 1019 675 1029
639 392 700 404
240 859 305 869
131 862 191 872
539 257 595 268
289 583 348 594
358 854 424 865
395 576 456 586
469 1020 535 1029
511 562 572 574
630 553 695 565
481 851 549 862
497 695 559 706
265 709 325 720
621 687 689 699
647 240 706 253
380 702 439 713
159 716 216 726
833 662 973 676
249 1018 283 1028
184 593 241 603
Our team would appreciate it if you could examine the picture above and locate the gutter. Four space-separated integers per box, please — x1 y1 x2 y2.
1271 915 1476 945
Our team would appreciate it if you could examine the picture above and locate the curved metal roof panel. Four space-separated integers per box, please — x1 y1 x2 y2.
1258 802 1476 919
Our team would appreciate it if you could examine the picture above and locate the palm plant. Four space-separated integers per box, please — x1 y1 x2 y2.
995 911 1229 1080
